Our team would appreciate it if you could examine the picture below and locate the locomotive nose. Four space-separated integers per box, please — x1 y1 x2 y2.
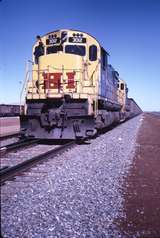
37 53 84 96
39 53 83 72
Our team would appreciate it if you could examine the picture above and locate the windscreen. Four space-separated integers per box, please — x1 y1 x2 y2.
65 45 86 56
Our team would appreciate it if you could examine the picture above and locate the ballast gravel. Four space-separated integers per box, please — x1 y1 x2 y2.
1 115 143 238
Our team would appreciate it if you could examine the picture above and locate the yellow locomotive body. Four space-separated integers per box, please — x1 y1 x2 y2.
27 30 101 109
23 29 141 139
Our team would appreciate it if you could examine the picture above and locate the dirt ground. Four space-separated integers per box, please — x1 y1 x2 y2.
119 113 160 238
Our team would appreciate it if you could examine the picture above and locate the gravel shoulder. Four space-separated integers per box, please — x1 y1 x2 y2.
118 112 160 238
1 115 143 238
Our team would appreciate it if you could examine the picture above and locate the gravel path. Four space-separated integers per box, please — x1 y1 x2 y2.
118 112 160 237
1 115 143 238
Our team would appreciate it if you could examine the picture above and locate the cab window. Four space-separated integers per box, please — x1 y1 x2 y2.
89 45 97 61
65 45 86 56
101 48 107 69
121 83 124 90
47 45 63 54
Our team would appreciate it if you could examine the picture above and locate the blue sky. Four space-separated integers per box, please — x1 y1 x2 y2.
0 0 160 111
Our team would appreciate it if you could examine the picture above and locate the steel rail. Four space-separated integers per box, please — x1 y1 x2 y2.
0 132 20 141
0 141 75 185
0 139 39 154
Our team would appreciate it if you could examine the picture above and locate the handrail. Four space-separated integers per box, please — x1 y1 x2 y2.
20 62 32 114
22 63 98 101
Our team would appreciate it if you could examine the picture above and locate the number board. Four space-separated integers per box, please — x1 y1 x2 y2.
46 35 60 45
69 37 86 44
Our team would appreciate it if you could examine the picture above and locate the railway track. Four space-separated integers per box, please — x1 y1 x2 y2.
0 141 75 185
0 138 39 154
0 132 21 141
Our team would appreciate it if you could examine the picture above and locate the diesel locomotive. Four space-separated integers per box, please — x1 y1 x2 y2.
22 29 142 139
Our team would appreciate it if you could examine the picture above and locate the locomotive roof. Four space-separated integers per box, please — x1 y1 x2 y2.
44 29 99 42
38 29 110 55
